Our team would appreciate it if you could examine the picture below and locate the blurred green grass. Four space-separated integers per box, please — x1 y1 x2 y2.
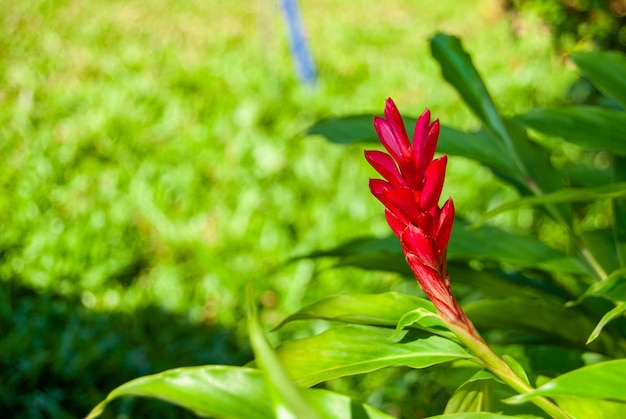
0 0 575 321
0 0 578 416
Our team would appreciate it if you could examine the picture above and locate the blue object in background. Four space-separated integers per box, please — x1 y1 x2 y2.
280 0 317 85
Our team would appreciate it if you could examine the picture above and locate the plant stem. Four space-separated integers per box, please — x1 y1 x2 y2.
579 239 608 280
447 322 572 419
526 179 607 281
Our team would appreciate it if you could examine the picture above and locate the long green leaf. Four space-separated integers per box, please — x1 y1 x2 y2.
429 413 539 419
394 308 449 338
306 115 378 144
300 234 409 275
587 301 626 344
517 106 626 156
508 359 626 403
442 370 548 418
552 396 626 419
301 219 591 276
523 345 598 377
612 156 626 268
247 286 320 419
439 126 517 175
572 50 626 109
449 265 568 299
303 388 397 419
273 292 454 340
449 220 591 276
273 292 436 329
276 324 474 387
563 165 611 188
478 182 626 222
580 230 621 275
306 115 518 175
463 298 610 352
86 366 273 419
430 33 525 176
86 366 395 419
581 271 626 302
444 372 494 414
502 119 573 225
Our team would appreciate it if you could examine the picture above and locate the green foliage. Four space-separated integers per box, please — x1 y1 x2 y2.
89 33 626 418
274 292 438 330
247 286 324 419
508 0 626 52
86 365 396 419
571 50 626 107
517 107 626 155
275 325 473 387
509 359 626 402
87 288 396 419
291 35 626 418
430 33 525 179
1 281 249 418
5 0 626 417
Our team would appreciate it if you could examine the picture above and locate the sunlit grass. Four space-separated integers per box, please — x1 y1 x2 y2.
1 0 576 333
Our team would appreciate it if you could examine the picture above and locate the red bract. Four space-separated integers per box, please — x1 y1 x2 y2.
366 98 474 332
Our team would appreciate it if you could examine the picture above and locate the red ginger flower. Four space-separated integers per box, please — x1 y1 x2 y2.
365 98 474 332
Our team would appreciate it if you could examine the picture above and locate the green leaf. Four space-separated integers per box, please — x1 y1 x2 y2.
581 271 626 302
552 396 626 419
302 219 591 276
463 298 603 350
276 324 475 387
85 366 273 419
444 372 494 414
508 359 626 403
306 115 519 176
580 230 621 276
499 119 574 226
299 234 409 275
572 50 626 109
563 165 611 188
306 115 378 144
86 366 396 419
430 33 526 176
247 286 321 419
434 361 485 395
587 301 626 344
429 413 537 419
303 388 397 419
394 308 449 338
273 292 437 329
478 183 626 222
449 265 566 300
501 355 530 386
524 346 604 377
438 368 546 418
517 106 626 156
449 220 591 276
439 126 518 176
612 156 626 268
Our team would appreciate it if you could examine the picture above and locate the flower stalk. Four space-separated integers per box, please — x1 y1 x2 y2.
447 321 570 419
366 98 571 419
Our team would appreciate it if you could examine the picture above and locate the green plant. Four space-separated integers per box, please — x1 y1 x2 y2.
86 33 626 418
0 281 250 418
506 0 626 52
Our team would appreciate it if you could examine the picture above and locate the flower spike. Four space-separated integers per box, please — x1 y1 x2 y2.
366 99 574 419
365 98 475 333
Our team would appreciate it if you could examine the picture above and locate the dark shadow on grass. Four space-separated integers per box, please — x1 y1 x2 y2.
0 280 252 418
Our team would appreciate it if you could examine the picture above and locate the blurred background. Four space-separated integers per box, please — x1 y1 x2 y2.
1 0 624 417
